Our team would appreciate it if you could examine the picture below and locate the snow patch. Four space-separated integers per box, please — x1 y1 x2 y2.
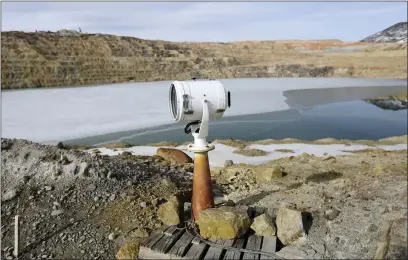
93 143 407 167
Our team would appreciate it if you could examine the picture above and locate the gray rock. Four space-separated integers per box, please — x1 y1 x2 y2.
60 155 70 165
224 160 234 167
78 162 90 177
368 224 379 232
51 210 64 216
109 194 116 201
276 207 304 246
2 188 19 202
108 233 116 240
140 201 147 208
44 186 54 191
87 183 97 192
325 208 340 220
22 175 31 184
250 214 276 237
88 168 96 176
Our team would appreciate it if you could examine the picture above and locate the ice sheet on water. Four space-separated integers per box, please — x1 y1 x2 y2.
1 78 407 142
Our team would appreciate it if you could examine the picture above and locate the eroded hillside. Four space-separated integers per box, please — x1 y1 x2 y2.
1 31 407 89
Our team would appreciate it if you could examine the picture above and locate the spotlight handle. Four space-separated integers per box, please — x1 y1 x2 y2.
187 100 215 153
197 100 209 139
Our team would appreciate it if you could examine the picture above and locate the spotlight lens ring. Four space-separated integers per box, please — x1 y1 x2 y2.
169 84 178 120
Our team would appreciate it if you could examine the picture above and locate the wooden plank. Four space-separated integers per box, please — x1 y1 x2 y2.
140 225 169 249
168 230 195 258
221 207 255 260
203 238 235 260
192 236 202 244
139 248 177 259
260 236 277 260
152 228 186 254
164 225 178 236
242 234 262 260
223 237 245 260
184 236 209 259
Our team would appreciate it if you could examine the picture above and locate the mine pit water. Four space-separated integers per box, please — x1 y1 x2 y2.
64 100 407 146
1 78 407 146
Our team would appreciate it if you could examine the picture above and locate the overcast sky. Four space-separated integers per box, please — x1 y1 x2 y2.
1 1 407 42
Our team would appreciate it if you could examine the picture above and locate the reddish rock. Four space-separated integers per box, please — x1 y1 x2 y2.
156 148 193 164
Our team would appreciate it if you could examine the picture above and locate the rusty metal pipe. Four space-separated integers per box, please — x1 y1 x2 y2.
192 151 215 221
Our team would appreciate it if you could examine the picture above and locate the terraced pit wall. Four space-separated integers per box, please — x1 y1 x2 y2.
1 31 407 89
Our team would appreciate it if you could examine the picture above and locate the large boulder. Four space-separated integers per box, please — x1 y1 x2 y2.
116 241 140 259
157 196 182 225
255 166 283 182
156 148 193 164
197 206 251 240
276 207 305 245
250 214 276 237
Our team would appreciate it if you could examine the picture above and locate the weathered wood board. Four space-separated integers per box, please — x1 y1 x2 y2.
139 207 279 260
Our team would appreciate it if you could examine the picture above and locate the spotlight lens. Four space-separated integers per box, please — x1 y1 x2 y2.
170 84 178 119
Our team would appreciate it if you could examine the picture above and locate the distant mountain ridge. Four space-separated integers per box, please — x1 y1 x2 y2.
361 22 407 43
1 30 407 89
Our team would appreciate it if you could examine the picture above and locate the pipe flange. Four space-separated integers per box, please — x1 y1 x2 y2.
186 143 215 153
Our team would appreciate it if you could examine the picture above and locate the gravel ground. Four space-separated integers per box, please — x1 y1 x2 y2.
1 138 192 259
1 138 407 259
213 149 407 259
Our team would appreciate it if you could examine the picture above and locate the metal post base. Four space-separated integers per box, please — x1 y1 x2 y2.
191 151 215 222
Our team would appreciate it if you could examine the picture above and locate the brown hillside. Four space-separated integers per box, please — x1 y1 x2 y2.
1 31 407 89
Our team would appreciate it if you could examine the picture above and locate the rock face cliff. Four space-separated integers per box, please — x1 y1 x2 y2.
1 30 407 89
361 22 408 43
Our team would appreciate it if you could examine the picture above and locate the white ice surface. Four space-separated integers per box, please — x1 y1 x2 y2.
94 143 407 168
2 78 406 142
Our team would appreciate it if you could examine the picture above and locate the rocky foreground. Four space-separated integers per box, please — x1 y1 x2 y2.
1 138 407 259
